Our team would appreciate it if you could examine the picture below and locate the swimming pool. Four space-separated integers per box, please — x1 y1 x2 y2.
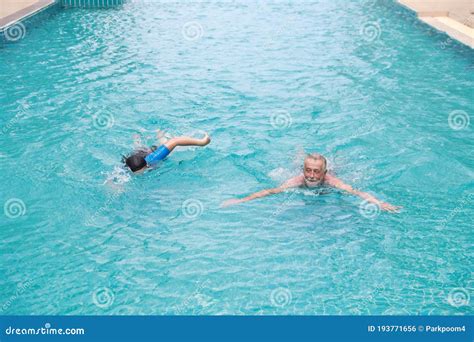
0 0 472 315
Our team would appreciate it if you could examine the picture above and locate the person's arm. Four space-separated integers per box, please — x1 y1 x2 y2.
221 187 285 207
221 176 303 207
325 174 401 212
164 133 211 152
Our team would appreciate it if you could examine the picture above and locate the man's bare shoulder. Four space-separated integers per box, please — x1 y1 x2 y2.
281 174 305 188
323 173 341 186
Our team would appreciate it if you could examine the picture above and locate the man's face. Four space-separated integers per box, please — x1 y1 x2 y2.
303 158 326 186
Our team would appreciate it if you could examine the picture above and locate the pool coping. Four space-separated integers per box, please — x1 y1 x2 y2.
397 0 474 49
0 0 56 31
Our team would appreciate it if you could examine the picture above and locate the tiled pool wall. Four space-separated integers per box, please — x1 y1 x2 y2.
0 0 126 45
61 0 126 7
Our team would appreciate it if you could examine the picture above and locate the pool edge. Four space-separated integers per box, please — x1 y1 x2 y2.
397 0 474 49
0 0 57 31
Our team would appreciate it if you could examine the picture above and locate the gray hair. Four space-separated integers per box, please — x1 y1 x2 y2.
305 153 327 169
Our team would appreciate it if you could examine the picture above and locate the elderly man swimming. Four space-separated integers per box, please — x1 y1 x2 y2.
222 153 401 212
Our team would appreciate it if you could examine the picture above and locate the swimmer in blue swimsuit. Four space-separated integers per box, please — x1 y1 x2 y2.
122 131 211 174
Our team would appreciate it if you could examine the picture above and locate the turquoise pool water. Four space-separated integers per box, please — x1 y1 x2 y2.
0 0 473 315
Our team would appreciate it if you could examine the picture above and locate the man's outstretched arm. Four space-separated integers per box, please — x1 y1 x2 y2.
221 176 303 207
325 174 402 212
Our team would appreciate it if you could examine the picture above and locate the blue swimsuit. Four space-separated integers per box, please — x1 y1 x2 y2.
144 145 170 166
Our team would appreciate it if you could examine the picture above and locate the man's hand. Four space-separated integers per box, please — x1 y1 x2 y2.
379 202 402 213
326 175 402 214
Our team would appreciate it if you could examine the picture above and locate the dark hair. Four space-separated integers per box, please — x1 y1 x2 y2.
122 150 148 172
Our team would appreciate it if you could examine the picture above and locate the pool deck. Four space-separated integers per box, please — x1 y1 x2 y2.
398 0 474 48
0 0 55 30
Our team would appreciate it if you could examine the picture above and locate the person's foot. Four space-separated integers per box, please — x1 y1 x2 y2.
200 133 211 146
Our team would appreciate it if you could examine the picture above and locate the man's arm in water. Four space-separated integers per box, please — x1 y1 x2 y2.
324 174 402 212
221 175 304 207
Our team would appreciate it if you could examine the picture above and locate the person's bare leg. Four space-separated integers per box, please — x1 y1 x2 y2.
164 133 210 152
